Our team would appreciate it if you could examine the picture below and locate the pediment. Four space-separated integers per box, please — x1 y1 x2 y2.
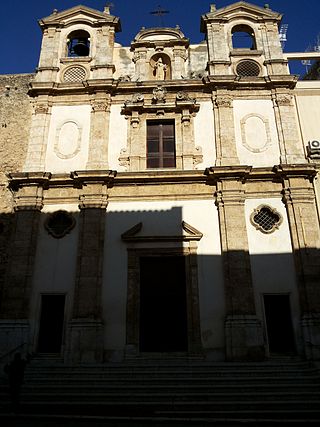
202 1 282 26
121 221 203 242
39 5 120 31
133 27 187 42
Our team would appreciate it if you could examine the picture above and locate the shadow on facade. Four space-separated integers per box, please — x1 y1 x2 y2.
0 208 319 364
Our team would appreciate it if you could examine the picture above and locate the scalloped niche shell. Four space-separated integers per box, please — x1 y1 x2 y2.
54 121 81 159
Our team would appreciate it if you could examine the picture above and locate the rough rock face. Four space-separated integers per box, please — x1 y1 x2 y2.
0 74 34 213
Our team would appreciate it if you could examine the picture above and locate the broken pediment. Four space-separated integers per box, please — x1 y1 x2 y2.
39 5 121 31
201 1 282 29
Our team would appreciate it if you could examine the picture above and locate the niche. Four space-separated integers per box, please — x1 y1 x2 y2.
149 54 171 80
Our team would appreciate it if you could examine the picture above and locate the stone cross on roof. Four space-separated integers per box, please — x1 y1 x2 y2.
150 5 169 26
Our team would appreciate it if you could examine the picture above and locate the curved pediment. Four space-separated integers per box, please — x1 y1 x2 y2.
39 5 121 31
134 27 186 42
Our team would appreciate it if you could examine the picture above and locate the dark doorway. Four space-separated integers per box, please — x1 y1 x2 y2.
263 294 296 354
37 295 65 353
139 256 188 352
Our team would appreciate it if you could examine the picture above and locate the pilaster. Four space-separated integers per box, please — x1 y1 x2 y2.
24 99 52 172
0 173 47 353
278 165 320 359
272 92 305 164
213 93 239 166
206 166 265 361
68 170 116 363
87 96 111 170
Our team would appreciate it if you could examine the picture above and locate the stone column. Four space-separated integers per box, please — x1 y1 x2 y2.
214 94 239 166
0 173 46 355
24 100 52 172
68 171 116 363
206 167 265 361
279 165 320 359
272 92 305 164
87 97 111 170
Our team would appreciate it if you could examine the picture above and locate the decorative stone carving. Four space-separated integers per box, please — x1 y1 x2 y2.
275 94 292 106
152 85 167 103
250 204 283 234
33 103 50 115
153 57 168 80
54 120 82 159
91 100 109 112
118 148 130 170
240 113 272 153
176 91 195 102
118 74 132 82
215 96 233 108
44 210 76 238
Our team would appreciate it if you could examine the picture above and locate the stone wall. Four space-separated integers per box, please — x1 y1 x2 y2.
0 74 34 212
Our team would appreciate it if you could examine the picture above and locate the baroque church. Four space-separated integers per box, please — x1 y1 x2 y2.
1 1 320 367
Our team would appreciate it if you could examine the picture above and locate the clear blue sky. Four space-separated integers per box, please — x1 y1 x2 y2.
1 0 319 75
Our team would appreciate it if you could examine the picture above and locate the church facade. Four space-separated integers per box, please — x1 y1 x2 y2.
1 1 320 364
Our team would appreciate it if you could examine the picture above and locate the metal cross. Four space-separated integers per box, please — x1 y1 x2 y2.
150 5 169 27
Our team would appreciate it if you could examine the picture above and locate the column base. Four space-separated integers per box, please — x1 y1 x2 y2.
301 313 320 360
0 320 30 362
67 319 104 364
225 315 265 361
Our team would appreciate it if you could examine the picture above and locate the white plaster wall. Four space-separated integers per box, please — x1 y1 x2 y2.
194 101 216 168
245 198 301 351
45 105 91 173
296 94 320 144
108 104 128 171
103 199 225 359
233 100 280 166
29 204 79 351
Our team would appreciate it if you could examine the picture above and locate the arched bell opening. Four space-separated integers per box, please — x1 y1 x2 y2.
149 54 171 80
67 30 91 57
231 24 256 50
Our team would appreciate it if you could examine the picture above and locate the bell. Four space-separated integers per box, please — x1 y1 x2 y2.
73 40 89 56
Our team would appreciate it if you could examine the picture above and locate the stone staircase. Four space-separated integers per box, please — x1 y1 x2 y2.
1 358 320 426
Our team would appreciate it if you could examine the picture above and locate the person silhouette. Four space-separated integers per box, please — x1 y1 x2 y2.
5 353 27 412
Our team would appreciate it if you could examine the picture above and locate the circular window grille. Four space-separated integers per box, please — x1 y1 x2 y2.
251 205 282 233
236 60 260 77
45 211 75 238
63 66 86 83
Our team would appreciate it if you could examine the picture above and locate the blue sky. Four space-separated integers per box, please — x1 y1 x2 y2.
1 0 319 75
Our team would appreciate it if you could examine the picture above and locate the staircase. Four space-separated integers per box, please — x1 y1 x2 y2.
1 358 320 426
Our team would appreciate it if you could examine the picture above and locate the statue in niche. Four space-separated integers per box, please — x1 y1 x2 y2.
153 57 167 80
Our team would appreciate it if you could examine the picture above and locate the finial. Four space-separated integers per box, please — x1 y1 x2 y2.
264 3 270 8
104 2 113 14
210 4 216 12
175 24 180 30
52 9 58 14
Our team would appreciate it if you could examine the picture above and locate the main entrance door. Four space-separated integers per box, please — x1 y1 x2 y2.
37 294 65 353
263 294 296 355
139 256 188 352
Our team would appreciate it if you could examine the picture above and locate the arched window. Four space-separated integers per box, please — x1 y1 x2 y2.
67 30 90 57
231 25 256 50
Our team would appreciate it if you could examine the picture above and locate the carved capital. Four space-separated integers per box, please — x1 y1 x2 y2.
274 94 292 107
215 96 233 108
91 99 110 112
33 102 51 115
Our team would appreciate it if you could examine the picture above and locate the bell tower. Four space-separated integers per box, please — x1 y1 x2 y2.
201 2 288 78
35 5 121 84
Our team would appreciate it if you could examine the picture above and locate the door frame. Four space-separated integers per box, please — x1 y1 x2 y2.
35 293 67 355
262 293 296 357
125 247 202 357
